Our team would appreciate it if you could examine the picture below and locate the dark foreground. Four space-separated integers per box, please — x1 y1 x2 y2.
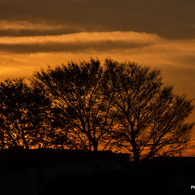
0 149 194 195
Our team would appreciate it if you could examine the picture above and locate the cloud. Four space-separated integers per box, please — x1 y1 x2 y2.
0 41 150 54
0 31 159 44
0 31 158 53
0 31 195 70
0 20 62 30
0 20 87 37
0 0 195 39
0 30 195 81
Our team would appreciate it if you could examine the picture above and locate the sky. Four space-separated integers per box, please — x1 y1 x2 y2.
0 0 195 155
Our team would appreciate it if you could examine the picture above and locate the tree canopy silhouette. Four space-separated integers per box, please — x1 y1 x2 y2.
103 59 195 162
0 58 193 161
0 78 51 149
32 59 116 151
31 58 194 160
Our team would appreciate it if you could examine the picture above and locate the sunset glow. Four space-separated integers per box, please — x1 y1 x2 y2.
1 0 195 156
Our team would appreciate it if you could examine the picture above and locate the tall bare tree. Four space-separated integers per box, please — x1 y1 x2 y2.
32 59 116 151
103 59 195 162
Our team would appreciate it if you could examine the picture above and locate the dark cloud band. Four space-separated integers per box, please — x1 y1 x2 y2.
0 40 150 54
0 0 195 39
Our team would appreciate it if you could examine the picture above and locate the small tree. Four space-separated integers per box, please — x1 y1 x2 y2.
0 78 51 149
103 59 194 162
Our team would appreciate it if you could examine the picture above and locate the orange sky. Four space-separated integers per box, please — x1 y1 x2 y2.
0 0 195 156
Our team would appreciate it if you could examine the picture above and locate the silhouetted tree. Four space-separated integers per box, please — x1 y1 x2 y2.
43 106 78 149
31 59 116 151
25 58 194 158
0 78 51 149
103 59 195 162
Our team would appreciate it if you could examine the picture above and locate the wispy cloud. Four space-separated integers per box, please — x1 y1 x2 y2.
0 31 159 44
0 20 87 37
0 31 195 75
0 31 158 53
0 20 63 30
0 31 195 70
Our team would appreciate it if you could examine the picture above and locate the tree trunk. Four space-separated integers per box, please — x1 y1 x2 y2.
1 131 4 150
131 138 140 170
92 141 98 152
21 133 29 149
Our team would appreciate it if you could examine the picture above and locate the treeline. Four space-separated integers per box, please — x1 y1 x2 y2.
0 58 194 162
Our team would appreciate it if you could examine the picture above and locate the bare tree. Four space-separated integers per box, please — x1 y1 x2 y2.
0 78 51 149
31 59 116 152
103 59 195 162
